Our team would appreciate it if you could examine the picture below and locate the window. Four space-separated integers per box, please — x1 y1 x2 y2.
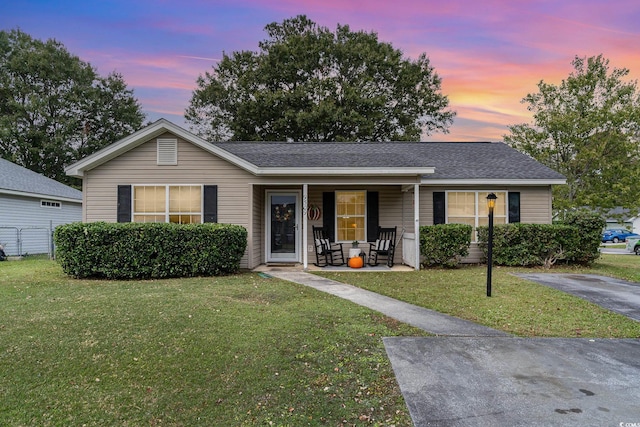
133 185 202 224
41 200 61 209
336 191 366 242
446 191 507 240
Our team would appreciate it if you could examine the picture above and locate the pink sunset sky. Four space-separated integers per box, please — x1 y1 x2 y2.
3 0 639 141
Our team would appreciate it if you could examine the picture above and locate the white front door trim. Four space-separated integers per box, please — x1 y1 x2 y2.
265 190 301 263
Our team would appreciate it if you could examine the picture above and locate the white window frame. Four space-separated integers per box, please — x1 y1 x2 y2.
445 191 508 241
41 200 62 209
132 184 203 223
335 190 367 243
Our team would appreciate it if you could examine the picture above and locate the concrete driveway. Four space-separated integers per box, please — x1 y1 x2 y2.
385 274 640 426
384 337 640 426
266 269 640 426
600 246 635 255
515 273 640 321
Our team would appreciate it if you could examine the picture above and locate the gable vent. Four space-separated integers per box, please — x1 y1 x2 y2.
157 138 177 165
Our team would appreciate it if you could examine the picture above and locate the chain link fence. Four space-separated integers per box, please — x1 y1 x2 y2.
0 222 54 259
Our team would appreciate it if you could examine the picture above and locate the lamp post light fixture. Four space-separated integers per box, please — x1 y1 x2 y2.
486 193 497 297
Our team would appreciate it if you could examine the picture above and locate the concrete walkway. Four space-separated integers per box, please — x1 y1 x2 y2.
263 269 640 426
266 270 508 336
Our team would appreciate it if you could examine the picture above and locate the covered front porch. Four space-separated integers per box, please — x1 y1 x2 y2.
246 181 425 271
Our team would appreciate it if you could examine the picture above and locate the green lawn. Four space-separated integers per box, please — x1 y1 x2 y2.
317 254 640 338
579 252 640 282
1 254 639 426
0 259 423 426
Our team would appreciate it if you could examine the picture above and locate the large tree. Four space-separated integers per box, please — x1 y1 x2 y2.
0 29 145 186
504 55 640 217
186 15 455 142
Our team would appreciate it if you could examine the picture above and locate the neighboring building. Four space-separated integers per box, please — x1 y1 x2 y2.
65 119 566 270
0 158 82 256
604 207 640 233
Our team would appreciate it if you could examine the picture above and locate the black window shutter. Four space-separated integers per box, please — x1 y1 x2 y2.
322 192 335 240
433 192 445 224
203 185 218 223
117 185 132 223
508 192 521 223
366 191 379 242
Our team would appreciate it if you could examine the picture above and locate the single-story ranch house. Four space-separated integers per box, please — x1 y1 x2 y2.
65 119 566 270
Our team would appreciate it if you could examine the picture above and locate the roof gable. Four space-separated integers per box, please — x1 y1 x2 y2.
65 119 259 177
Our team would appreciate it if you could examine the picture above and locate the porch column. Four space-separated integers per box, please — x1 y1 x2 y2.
247 183 254 269
414 184 420 271
302 184 308 270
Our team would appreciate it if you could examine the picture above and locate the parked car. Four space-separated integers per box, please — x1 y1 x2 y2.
602 228 640 243
626 236 640 255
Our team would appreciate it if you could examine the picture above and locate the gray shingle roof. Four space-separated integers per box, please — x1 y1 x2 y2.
0 158 82 200
212 141 566 180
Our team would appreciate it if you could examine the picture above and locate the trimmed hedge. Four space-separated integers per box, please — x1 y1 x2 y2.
54 222 248 279
477 223 575 267
419 223 473 268
476 210 604 267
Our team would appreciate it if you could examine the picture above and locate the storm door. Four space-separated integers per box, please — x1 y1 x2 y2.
266 192 300 263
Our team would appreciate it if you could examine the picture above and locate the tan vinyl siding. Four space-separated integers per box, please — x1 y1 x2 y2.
378 186 405 265
518 187 554 223
417 186 553 225
465 246 483 262
251 185 264 268
83 133 255 269
418 186 554 263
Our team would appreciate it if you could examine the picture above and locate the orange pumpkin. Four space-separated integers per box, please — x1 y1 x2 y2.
348 256 364 269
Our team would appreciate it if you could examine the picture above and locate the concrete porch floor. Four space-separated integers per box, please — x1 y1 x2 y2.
252 262 415 272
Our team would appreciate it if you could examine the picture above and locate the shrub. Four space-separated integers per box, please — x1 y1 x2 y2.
561 209 605 265
477 223 575 267
419 224 472 268
477 210 604 268
54 222 247 279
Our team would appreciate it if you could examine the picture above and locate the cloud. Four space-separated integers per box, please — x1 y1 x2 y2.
177 55 222 62
9 0 637 141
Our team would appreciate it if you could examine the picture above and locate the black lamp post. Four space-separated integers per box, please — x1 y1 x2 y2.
486 193 497 297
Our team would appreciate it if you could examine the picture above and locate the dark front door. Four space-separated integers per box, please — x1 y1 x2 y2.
266 192 299 262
